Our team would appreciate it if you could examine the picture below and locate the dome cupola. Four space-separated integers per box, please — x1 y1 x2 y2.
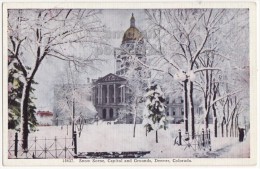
130 13 135 27
122 13 143 43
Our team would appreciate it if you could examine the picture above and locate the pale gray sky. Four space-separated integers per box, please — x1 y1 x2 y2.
34 9 146 112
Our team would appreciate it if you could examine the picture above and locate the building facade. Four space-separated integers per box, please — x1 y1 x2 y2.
92 14 146 123
92 73 128 121
36 111 53 126
165 97 184 124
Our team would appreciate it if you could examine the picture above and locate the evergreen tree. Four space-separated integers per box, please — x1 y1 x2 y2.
144 84 168 143
8 56 38 131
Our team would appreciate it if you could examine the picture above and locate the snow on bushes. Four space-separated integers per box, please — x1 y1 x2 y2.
143 84 168 143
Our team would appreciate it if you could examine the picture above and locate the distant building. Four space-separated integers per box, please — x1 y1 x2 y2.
36 111 53 126
165 96 184 124
165 96 212 124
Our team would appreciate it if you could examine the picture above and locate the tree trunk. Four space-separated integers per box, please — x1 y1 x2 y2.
20 47 44 151
21 80 32 151
133 123 136 138
230 112 235 137
226 124 229 137
222 101 226 137
133 101 137 138
72 99 75 141
183 79 189 133
226 99 229 137
214 118 218 137
204 70 209 131
230 124 233 137
189 81 195 139
212 82 218 137
133 113 137 138
156 130 158 143
235 114 238 137
212 104 217 137
221 119 224 137
205 113 209 130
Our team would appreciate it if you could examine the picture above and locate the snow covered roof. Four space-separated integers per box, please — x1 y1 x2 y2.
95 73 127 83
37 111 53 117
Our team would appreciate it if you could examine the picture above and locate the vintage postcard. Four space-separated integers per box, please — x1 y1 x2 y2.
2 1 257 166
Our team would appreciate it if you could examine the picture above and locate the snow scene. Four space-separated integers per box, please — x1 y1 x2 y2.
7 9 250 159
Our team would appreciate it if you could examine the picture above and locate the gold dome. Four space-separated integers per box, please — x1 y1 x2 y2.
122 13 143 43
122 27 143 43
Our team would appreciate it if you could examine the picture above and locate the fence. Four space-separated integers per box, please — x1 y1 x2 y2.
174 129 211 151
8 131 77 159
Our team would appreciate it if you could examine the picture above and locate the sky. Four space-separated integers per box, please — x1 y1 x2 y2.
34 9 147 112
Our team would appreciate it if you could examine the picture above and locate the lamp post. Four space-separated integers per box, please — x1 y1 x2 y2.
175 70 195 139
175 71 189 134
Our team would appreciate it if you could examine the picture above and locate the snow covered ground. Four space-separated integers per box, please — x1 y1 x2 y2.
195 134 250 158
8 123 250 158
217 134 250 158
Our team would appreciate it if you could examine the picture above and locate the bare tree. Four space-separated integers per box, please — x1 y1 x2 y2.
125 62 149 138
55 65 97 138
8 9 106 150
143 9 240 139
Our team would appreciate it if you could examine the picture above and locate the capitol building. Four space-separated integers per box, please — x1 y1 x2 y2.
91 14 194 124
53 14 211 125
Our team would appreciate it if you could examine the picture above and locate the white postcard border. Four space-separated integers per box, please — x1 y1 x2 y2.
2 1 257 166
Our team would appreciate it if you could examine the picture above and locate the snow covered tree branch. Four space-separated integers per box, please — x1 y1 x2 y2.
8 9 107 150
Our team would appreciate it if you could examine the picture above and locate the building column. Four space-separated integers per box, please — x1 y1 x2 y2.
95 87 97 104
107 85 109 104
100 85 103 104
98 85 100 104
93 87 95 104
123 85 125 103
114 84 116 104
120 86 123 103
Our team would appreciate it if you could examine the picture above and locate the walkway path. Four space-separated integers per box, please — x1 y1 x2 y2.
194 136 250 158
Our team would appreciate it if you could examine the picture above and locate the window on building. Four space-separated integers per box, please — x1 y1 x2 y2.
181 99 184 103
181 108 184 115
109 108 113 118
166 112 169 116
103 109 106 119
116 108 120 117
166 97 169 104
172 110 176 116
